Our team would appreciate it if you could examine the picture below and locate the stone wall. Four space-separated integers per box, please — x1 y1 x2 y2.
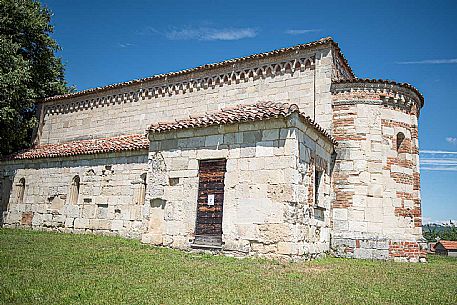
1 151 149 239
330 81 426 262
142 114 334 259
0 115 334 259
37 46 335 145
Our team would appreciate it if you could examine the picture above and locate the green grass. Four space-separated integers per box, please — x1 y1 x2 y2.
0 229 456 305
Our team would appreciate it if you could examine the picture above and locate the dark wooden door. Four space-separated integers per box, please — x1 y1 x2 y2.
194 159 226 246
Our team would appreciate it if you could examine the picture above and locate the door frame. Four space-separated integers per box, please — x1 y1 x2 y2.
193 158 227 247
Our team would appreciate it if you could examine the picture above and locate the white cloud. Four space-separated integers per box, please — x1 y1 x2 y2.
397 59 457 64
420 150 457 171
146 27 258 41
426 219 457 225
285 29 321 35
202 28 257 41
420 150 457 155
446 137 457 145
118 43 134 48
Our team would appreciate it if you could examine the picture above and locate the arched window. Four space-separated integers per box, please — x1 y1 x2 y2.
133 173 147 205
396 132 405 151
68 175 80 205
16 178 26 204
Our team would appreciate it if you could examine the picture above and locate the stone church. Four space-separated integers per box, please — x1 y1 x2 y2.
0 37 426 262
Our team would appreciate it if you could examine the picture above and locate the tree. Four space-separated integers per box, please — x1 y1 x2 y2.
0 0 71 156
423 221 457 242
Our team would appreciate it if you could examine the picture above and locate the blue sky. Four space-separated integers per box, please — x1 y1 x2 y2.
41 0 456 223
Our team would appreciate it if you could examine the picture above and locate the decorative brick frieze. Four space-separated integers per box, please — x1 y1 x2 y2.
42 37 353 104
331 78 423 108
44 57 316 116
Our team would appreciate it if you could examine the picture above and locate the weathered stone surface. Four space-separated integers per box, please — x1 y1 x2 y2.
331 81 424 262
0 40 425 262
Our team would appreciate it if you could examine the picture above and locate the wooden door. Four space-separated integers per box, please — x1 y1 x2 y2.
194 159 226 246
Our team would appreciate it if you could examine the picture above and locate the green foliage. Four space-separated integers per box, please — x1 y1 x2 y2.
0 229 456 305
0 0 71 156
423 221 457 242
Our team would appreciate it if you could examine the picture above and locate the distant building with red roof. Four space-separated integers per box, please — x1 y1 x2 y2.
434 241 457 257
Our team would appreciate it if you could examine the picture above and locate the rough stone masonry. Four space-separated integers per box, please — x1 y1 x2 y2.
0 37 426 262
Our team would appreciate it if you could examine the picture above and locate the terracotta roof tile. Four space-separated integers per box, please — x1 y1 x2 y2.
40 37 353 103
147 101 337 145
5 134 149 160
5 103 336 161
438 240 457 250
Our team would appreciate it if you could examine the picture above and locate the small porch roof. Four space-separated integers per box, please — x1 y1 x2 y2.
147 102 337 145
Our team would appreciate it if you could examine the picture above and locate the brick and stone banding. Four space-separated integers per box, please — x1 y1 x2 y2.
330 79 425 262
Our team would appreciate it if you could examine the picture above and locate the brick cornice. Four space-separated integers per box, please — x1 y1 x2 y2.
331 78 424 109
39 37 353 105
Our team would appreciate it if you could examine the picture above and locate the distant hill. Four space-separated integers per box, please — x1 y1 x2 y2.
423 222 457 242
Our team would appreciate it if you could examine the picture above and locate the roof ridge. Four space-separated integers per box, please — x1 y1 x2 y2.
147 101 337 145
40 37 352 103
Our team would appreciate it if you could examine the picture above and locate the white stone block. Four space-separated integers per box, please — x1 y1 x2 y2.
333 208 348 221
111 219 124 231
255 142 274 157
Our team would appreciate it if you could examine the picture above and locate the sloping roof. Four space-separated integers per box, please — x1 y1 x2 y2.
332 78 424 107
4 103 335 161
437 240 457 250
147 101 337 145
40 37 354 103
5 134 149 160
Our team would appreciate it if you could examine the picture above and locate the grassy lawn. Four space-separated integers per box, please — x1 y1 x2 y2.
0 229 456 305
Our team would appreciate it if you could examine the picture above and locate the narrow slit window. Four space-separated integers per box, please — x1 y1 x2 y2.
68 175 80 204
396 132 405 151
17 178 26 204
314 170 323 205
134 173 147 205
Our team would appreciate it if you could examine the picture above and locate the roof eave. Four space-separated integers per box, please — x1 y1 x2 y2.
38 37 345 104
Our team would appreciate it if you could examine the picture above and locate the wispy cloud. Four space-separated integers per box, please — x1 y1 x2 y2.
424 219 457 225
118 42 134 48
143 26 258 41
397 58 457 64
420 150 457 171
285 29 321 35
421 150 457 155
446 137 457 145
